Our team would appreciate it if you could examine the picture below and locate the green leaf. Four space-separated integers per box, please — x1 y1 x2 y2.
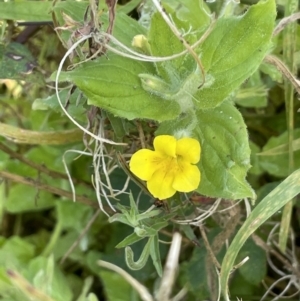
237 239 267 285
257 137 300 156
115 232 144 249
220 169 300 300
68 53 180 121
195 0 276 109
26 256 73 301
164 0 211 33
5 185 55 213
259 129 300 177
149 235 162 277
56 201 93 232
148 0 210 82
0 2 52 21
129 192 139 218
32 89 87 122
249 141 264 176
125 239 151 270
99 270 136 301
235 71 268 108
109 212 137 227
148 11 186 81
52 0 88 23
195 102 254 199
136 209 162 222
0 42 43 83
0 236 35 268
106 112 128 142
181 239 210 299
117 0 141 15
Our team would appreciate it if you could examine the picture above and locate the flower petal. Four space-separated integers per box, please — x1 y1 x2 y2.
176 137 201 164
147 165 176 199
154 135 177 158
172 161 201 192
129 149 163 181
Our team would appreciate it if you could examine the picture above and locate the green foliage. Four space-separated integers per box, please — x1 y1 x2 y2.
1 0 300 300
197 0 276 108
66 0 275 201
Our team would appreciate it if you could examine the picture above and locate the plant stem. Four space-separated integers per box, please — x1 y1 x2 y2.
279 0 297 252
41 221 63 257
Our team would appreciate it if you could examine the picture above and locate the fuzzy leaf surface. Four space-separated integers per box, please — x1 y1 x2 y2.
195 0 276 108
68 54 180 121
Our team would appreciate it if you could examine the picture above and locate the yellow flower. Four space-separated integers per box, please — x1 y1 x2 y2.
129 135 201 200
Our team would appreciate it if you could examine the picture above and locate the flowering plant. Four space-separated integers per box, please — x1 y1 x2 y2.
129 135 201 200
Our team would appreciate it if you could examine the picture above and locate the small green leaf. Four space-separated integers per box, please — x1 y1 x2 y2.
56 201 93 232
164 0 211 33
32 89 87 122
148 11 186 81
195 0 276 108
259 129 300 177
0 236 35 267
5 185 55 213
106 112 128 142
148 0 210 83
109 213 136 227
99 270 136 301
136 209 162 222
151 221 169 232
149 236 162 277
129 192 139 218
52 1 88 23
235 71 268 108
115 233 144 249
125 239 151 270
27 256 73 301
257 137 300 156
249 141 264 176
237 239 267 285
117 0 142 15
181 239 210 299
220 169 300 300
